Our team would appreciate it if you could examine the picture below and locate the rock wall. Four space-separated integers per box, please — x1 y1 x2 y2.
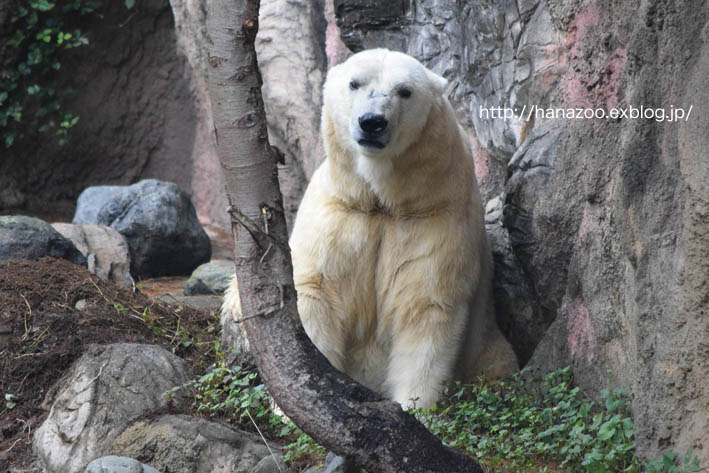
334 0 709 463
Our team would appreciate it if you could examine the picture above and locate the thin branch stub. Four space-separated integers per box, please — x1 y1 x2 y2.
227 205 271 249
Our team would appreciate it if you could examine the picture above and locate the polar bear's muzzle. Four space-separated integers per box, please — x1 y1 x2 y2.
355 113 389 150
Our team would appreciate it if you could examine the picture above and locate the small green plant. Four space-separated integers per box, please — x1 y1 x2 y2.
5 393 19 410
90 278 197 351
283 432 327 465
645 450 702 473
2 0 100 147
181 353 326 469
186 360 275 428
2 0 136 148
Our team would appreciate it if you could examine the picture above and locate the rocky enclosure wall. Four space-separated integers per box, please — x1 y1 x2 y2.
0 0 202 220
334 0 709 463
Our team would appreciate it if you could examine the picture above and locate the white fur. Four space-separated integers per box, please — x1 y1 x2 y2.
355 155 392 193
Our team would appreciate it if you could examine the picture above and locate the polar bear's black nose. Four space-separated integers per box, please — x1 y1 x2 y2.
359 113 388 135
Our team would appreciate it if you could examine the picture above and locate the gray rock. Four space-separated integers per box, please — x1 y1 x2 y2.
85 456 160 473
251 453 287 473
304 452 352 473
107 414 273 473
321 453 348 473
33 344 191 473
184 259 234 296
73 179 211 278
75 299 90 311
52 223 133 287
498 121 567 363
0 215 86 266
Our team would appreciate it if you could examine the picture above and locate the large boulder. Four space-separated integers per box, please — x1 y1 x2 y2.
0 215 86 267
52 223 132 287
33 344 191 473
107 414 274 473
334 0 709 463
73 179 211 279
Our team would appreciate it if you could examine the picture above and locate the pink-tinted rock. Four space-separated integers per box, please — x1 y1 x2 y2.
335 0 709 463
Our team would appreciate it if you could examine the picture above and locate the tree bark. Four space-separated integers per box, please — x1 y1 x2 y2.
204 1 484 472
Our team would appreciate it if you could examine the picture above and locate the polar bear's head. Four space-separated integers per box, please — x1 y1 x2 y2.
323 49 448 166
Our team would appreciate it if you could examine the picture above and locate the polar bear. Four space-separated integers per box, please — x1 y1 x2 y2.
223 48 517 409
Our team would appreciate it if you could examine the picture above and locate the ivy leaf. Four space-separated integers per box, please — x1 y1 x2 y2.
4 132 16 148
27 48 43 65
7 30 25 47
597 420 617 441
125 0 135 9
11 6 29 22
27 85 41 95
27 11 38 27
662 450 677 469
29 0 55 12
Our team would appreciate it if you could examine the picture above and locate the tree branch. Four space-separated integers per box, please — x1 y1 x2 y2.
204 1 484 471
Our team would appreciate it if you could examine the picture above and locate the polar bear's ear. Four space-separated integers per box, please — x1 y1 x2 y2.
426 69 448 95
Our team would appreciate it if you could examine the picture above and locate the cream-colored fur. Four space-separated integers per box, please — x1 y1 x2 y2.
223 49 517 409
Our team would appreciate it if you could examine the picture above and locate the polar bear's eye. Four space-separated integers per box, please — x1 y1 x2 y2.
349 80 360 91
398 87 412 98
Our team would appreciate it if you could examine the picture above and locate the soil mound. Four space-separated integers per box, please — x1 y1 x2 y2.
0 257 217 471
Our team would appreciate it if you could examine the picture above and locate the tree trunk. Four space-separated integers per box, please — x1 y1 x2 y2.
204 1 484 472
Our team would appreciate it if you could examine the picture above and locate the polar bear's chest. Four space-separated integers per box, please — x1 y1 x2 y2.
355 155 393 195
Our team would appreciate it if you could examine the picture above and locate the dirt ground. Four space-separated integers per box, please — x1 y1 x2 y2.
0 257 219 471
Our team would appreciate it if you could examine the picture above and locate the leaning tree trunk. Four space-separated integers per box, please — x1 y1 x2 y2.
204 1 484 472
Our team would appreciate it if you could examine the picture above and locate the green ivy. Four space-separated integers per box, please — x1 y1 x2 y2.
1 0 135 148
414 367 703 473
177 357 704 473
